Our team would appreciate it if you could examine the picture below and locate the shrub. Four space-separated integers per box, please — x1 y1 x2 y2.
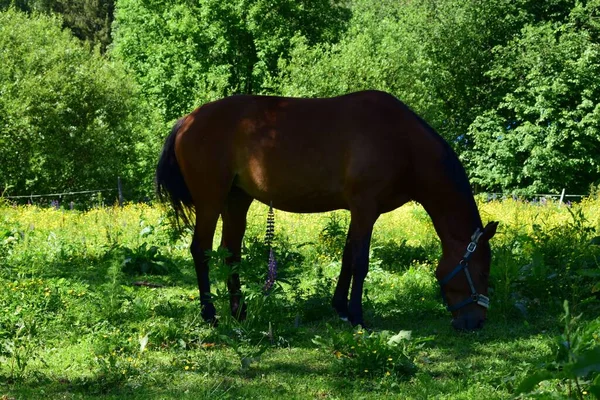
0 9 158 200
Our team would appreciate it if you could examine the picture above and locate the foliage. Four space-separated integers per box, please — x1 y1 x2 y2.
0 2 599 196
111 0 351 122
373 240 433 274
466 1 600 194
486 199 600 323
277 0 600 193
0 9 158 200
516 301 600 399
1 2 599 196
276 0 440 123
316 212 348 261
312 325 432 380
0 199 599 398
0 0 115 51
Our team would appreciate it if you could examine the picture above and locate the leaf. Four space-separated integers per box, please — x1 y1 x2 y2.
312 335 330 349
589 384 600 399
139 226 153 237
590 236 600 246
515 370 557 394
569 348 600 377
387 330 412 346
139 333 149 353
576 269 600 277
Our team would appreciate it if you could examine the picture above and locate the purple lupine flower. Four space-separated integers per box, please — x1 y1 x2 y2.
51 199 60 210
265 204 275 246
263 248 277 292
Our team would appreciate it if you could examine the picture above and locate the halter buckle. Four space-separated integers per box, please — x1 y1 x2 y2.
476 294 490 308
466 241 477 253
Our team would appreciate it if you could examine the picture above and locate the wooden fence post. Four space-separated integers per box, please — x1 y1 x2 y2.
559 188 566 206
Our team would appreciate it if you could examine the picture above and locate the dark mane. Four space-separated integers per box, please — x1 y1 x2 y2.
410 111 481 226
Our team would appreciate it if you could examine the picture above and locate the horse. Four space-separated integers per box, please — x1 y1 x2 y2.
156 90 498 331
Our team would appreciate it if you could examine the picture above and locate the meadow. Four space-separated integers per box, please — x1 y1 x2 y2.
1 197 599 399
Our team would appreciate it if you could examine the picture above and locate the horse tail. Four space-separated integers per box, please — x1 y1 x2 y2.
155 118 194 229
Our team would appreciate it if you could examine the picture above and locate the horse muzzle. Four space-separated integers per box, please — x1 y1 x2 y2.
451 310 486 331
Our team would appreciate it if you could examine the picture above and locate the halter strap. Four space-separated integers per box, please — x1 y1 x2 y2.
438 228 490 312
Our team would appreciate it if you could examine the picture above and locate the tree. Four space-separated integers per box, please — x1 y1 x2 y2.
0 0 115 51
111 0 351 123
465 1 600 194
276 0 535 142
0 9 155 198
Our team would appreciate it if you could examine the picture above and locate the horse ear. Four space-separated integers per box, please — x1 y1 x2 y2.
481 221 499 241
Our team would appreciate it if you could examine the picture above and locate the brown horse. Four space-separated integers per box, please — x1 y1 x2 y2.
156 90 498 331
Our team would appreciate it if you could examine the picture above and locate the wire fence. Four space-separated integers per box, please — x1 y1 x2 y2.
4 188 116 199
482 188 587 206
1 182 591 209
3 177 126 208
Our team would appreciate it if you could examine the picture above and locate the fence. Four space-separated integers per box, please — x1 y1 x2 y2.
2 182 590 209
3 177 126 208
482 188 587 206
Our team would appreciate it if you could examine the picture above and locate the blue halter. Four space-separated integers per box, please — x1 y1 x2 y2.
438 228 490 312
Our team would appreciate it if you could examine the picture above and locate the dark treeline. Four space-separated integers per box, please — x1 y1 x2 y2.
1 0 599 199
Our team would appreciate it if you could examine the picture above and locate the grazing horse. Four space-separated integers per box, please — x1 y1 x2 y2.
156 90 498 331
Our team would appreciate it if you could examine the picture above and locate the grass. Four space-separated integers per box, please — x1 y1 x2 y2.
1 198 599 399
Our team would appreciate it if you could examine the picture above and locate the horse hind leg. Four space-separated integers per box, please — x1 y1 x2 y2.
346 205 379 327
186 173 233 324
190 208 221 324
220 187 254 320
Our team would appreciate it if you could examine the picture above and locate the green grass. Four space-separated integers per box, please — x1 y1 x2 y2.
1 199 599 399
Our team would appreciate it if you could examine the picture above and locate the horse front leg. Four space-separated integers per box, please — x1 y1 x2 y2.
332 226 353 321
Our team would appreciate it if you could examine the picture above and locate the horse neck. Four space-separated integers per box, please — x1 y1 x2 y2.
418 192 483 258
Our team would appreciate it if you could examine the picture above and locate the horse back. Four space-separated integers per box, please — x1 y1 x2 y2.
175 91 449 213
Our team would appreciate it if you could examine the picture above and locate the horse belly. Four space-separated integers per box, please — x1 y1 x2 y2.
234 159 348 213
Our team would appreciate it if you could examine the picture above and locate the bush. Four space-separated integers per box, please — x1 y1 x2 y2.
0 9 158 200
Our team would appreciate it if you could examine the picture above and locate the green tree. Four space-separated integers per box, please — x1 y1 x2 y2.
0 9 155 198
0 0 115 51
111 0 350 123
466 1 600 194
276 0 532 142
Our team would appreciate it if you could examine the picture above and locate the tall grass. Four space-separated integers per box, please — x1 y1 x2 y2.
0 197 599 398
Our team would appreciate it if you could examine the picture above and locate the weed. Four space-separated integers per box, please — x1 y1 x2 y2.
0 320 42 382
313 324 433 380
516 300 600 399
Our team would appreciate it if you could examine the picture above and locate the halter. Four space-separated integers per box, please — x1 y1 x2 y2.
438 228 490 312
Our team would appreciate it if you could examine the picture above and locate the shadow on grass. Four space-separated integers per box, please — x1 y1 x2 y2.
2 352 340 400
4 246 200 291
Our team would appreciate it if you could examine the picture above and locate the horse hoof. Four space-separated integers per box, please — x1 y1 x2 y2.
232 304 247 321
201 304 217 325
332 302 349 321
349 316 368 330
335 308 349 321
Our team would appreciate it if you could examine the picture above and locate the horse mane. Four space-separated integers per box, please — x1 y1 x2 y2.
410 110 482 226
